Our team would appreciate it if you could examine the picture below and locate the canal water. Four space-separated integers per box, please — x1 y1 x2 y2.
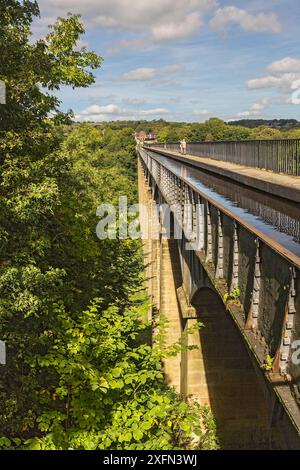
146 150 300 258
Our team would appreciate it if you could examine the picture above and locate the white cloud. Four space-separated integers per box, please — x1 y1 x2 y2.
247 76 283 89
236 96 278 118
289 80 300 105
236 110 260 118
39 0 217 41
75 103 170 121
151 12 201 41
236 86 300 119
122 98 146 106
266 57 300 75
250 98 269 111
247 73 300 92
121 64 183 81
121 68 159 81
35 1 283 55
246 58 300 99
193 109 210 116
79 104 125 115
210 6 282 34
140 108 169 116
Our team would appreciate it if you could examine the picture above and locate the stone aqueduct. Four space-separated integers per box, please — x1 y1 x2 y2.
138 146 300 449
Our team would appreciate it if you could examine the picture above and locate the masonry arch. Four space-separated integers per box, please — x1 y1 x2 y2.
183 286 272 449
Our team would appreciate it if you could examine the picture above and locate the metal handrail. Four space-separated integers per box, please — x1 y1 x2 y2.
148 139 300 176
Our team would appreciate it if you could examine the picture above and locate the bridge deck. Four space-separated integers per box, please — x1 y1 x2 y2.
147 147 300 203
139 147 300 446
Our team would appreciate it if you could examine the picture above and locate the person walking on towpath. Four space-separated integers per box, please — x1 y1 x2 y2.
180 139 187 155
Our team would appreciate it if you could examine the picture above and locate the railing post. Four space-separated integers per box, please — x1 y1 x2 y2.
205 201 213 263
230 221 239 292
147 138 300 176
215 210 224 279
246 239 261 331
190 189 197 243
196 195 205 251
273 267 297 376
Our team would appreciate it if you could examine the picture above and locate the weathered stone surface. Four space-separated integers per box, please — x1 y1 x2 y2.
138 153 300 449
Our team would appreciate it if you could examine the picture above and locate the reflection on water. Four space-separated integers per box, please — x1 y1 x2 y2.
146 150 300 258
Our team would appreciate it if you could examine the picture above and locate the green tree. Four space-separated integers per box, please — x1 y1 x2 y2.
0 3 219 451
287 129 300 139
157 127 180 143
0 120 218 449
222 125 253 141
0 1 101 131
0 0 103 439
204 118 227 141
3 301 217 450
253 126 283 140
186 123 207 142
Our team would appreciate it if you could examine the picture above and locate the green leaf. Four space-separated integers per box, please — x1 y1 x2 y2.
133 430 144 441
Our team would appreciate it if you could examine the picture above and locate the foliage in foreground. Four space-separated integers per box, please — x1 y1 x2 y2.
0 2 218 450
0 117 219 449
0 300 218 450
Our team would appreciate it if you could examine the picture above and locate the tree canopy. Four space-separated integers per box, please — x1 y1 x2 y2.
0 1 218 451
95 118 300 143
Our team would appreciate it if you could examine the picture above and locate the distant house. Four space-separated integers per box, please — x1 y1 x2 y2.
145 133 157 143
134 131 157 144
134 131 147 143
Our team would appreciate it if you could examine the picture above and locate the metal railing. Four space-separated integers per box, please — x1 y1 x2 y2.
147 139 300 176
139 147 300 440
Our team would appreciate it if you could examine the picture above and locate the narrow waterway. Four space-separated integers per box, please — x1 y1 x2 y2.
146 149 300 258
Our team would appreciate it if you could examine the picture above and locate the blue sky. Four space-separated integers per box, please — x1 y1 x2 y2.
35 0 300 122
